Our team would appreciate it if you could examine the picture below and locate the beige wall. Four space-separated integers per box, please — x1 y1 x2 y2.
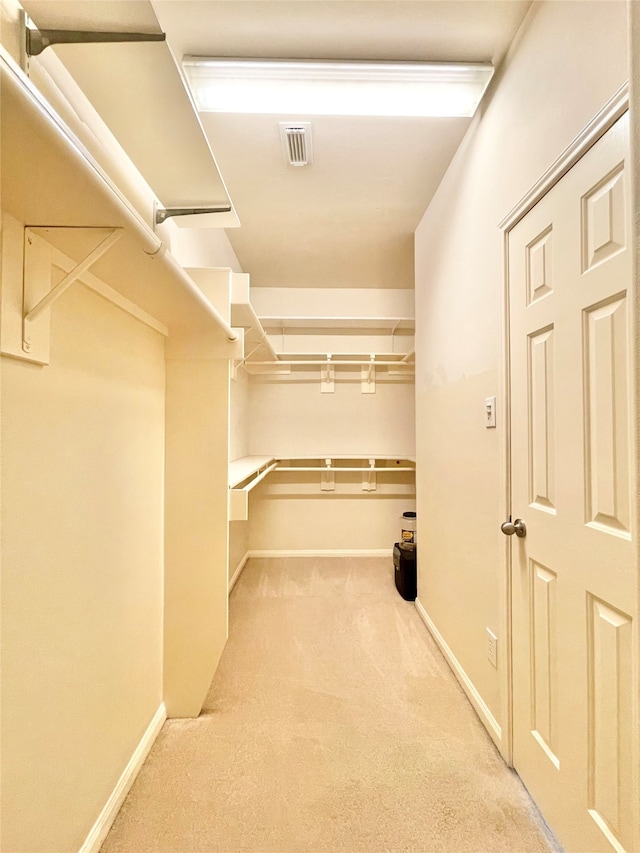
1 286 166 852
247 374 415 551
414 1 629 733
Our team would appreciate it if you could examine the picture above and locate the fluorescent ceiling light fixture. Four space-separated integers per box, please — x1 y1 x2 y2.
182 58 494 118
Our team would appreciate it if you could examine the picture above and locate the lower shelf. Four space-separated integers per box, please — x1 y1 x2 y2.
228 455 416 521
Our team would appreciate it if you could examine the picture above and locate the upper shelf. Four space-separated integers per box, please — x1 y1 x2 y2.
228 455 415 520
0 46 237 343
22 0 239 228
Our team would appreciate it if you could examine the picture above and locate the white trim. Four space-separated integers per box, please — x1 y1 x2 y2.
415 598 502 748
68 261 168 337
247 548 393 558
498 222 514 766
78 703 167 853
498 86 631 770
499 83 629 232
228 551 250 593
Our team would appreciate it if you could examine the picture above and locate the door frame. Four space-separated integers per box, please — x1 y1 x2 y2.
496 83 631 767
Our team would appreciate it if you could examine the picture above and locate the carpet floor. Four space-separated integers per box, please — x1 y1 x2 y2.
101 557 559 853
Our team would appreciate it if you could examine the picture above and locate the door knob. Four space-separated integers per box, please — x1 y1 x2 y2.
501 518 526 538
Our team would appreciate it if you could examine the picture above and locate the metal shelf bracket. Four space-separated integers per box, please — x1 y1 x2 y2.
321 458 335 491
21 227 122 363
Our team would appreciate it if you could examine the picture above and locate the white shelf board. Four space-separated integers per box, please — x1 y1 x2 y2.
0 50 234 340
274 455 416 463
267 352 413 360
231 300 260 330
229 456 275 488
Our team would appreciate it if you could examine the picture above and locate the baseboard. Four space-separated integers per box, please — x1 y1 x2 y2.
79 702 167 853
247 548 393 558
229 551 250 593
414 598 502 747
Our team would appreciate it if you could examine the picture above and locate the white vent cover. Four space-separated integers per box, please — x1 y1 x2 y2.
280 122 313 166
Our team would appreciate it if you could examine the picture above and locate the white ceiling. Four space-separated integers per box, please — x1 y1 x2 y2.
23 0 531 289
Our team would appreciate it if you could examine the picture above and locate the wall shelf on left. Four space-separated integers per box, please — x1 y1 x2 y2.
0 45 240 366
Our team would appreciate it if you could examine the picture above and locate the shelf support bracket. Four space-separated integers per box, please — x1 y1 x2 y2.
154 205 231 226
26 25 166 57
362 458 377 492
361 355 376 394
321 458 335 491
321 355 335 394
21 227 123 362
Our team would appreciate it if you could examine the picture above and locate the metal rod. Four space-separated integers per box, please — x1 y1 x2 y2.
27 28 166 57
26 229 123 322
155 206 231 225
247 359 414 367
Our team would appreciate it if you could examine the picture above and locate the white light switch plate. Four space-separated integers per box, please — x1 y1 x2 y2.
484 396 496 428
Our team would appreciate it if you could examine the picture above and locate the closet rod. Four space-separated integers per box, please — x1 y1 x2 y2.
1 46 238 343
276 466 415 473
248 359 414 367
238 462 279 490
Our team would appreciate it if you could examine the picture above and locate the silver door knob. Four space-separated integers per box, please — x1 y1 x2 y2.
501 518 526 538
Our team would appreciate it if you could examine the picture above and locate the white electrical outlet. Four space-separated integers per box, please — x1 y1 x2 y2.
487 628 498 668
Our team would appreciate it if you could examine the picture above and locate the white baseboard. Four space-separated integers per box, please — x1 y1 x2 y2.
247 548 393 558
228 551 250 593
414 598 502 747
79 703 167 853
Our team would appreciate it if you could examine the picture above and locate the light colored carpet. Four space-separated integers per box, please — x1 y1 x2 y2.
101 557 559 853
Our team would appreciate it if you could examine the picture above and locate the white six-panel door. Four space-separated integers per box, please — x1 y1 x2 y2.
507 111 639 852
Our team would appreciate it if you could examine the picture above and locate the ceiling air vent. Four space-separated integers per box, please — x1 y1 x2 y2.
280 122 313 166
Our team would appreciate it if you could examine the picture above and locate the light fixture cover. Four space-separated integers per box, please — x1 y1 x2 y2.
182 58 494 118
